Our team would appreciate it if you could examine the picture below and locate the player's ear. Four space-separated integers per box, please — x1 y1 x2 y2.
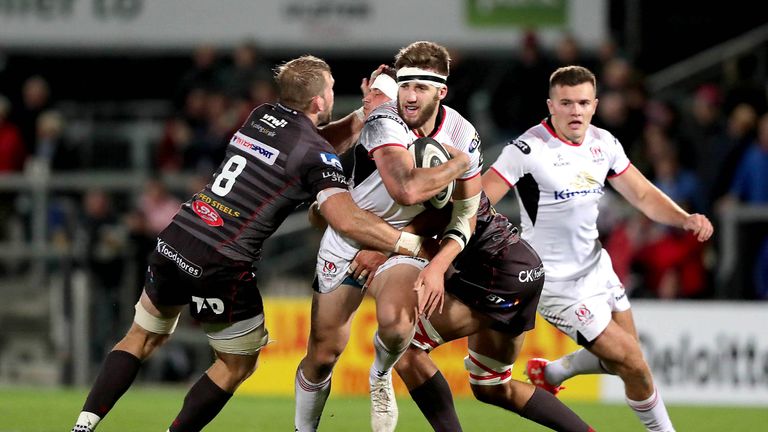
438 86 448 100
310 94 324 114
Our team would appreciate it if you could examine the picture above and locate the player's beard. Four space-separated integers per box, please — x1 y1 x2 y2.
318 104 333 124
398 92 439 130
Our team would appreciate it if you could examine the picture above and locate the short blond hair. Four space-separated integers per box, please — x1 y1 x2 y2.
274 55 331 112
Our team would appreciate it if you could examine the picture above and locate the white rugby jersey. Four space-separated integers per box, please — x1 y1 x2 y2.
490 118 630 281
316 101 482 290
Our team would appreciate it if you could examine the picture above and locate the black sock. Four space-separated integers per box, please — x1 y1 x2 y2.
519 387 594 432
169 373 232 432
82 350 142 418
409 371 463 432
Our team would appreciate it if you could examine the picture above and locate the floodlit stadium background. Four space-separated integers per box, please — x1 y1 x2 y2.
1 0 766 414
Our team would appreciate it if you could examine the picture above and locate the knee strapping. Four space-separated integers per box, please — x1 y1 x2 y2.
204 314 270 355
410 315 444 353
464 349 513 386
133 301 180 335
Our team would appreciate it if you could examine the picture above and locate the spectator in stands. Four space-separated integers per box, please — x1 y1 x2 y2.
594 90 643 154
553 33 595 71
679 84 726 206
175 44 225 108
185 89 237 175
600 57 633 93
223 40 272 103
137 179 181 236
14 75 52 154
0 94 25 172
719 112 768 299
489 30 552 140
155 116 192 173
125 179 181 298
441 48 486 120
632 127 708 298
33 110 79 171
710 103 758 202
723 112 768 204
75 189 127 362
0 94 26 243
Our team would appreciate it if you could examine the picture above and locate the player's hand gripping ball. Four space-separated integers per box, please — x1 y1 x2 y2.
409 136 455 209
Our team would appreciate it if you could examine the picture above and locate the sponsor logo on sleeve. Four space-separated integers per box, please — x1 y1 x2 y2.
322 170 349 185
192 200 224 226
230 131 280 165
469 131 481 153
320 152 343 170
366 113 408 129
511 139 530 154
156 239 202 278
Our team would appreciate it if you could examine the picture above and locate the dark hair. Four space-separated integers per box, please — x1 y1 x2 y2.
274 55 331 112
549 65 596 91
379 65 397 80
394 41 451 76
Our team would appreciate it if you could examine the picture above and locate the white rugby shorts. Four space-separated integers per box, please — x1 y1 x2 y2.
536 249 630 342
314 227 361 294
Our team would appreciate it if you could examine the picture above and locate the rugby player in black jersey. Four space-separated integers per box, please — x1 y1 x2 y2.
70 55 429 432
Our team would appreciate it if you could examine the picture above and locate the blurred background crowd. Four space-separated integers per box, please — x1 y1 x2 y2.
0 1 766 385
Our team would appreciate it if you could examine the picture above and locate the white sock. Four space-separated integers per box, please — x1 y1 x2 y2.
72 411 101 432
544 348 611 385
369 330 412 385
294 367 332 432
626 387 675 432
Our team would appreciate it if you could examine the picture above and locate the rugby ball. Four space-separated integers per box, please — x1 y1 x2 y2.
409 137 455 209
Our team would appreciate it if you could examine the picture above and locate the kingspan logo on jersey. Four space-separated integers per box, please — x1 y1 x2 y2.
156 239 202 278
553 171 604 200
231 131 280 165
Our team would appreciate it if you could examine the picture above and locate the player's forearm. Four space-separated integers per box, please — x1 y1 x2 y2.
429 238 463 274
340 209 428 257
636 186 690 228
396 158 468 205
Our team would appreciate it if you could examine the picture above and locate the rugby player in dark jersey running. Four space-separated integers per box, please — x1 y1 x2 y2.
70 56 429 432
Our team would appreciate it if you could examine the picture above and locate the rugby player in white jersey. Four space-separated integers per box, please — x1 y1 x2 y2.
294 49 471 432
483 65 714 432
296 43 595 432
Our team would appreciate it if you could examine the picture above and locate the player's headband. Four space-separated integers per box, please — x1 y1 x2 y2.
369 74 398 100
396 67 447 88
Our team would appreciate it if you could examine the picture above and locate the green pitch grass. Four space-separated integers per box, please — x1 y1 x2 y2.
1 386 765 431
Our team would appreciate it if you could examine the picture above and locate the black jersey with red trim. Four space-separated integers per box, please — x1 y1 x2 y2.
172 103 349 262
